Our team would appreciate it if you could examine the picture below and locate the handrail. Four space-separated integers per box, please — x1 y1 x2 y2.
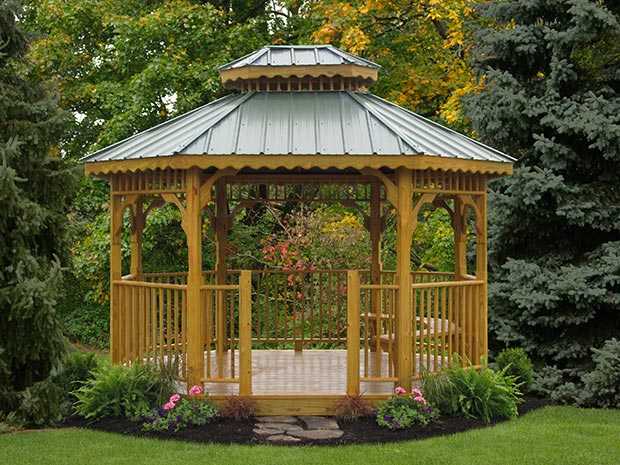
360 284 399 290
112 279 186 290
200 283 240 291
411 279 483 289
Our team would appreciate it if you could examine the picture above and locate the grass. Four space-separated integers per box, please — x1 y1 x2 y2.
2 407 619 465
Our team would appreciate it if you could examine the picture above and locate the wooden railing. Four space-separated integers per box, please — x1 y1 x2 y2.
112 279 188 379
412 278 485 376
200 271 252 395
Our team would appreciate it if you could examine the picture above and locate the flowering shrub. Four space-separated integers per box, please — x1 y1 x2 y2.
376 386 437 430
142 385 218 432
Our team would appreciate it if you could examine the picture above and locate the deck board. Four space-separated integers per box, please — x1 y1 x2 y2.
201 349 444 396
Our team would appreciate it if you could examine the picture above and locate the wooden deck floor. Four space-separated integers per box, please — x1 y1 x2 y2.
201 349 442 396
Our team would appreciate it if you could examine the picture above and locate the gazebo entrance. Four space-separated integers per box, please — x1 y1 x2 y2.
83 45 513 415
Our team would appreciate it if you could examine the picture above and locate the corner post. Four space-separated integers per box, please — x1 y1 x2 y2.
395 168 413 390
347 270 361 396
369 182 383 373
239 270 252 396
130 197 144 279
110 188 123 364
185 168 204 390
475 185 488 365
453 195 467 279
214 179 228 377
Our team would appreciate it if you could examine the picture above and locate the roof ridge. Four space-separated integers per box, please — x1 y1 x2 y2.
346 91 422 154
172 92 256 154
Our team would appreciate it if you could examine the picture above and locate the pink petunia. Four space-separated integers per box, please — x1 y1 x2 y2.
169 393 181 403
394 386 407 395
411 387 423 397
414 395 427 405
163 401 176 411
189 385 204 396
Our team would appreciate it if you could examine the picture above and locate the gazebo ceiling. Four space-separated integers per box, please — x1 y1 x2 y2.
82 45 515 174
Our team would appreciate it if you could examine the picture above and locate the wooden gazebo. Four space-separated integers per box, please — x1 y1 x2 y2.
83 45 514 415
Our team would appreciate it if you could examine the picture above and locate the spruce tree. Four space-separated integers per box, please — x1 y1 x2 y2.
464 1 620 397
0 1 75 412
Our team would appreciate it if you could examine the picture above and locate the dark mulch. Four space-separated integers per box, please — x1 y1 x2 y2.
60 396 551 446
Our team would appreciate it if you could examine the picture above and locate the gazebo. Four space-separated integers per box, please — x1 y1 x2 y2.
83 45 514 415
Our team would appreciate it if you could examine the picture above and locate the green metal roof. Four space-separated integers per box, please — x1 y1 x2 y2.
219 45 381 71
82 91 514 163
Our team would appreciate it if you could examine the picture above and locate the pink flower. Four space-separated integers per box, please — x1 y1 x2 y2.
411 387 423 397
414 395 427 405
163 401 176 411
394 386 407 395
189 385 203 396
169 393 181 403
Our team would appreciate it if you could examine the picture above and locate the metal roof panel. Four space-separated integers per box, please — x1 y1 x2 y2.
82 91 514 163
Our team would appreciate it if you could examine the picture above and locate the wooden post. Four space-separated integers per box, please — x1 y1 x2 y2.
110 191 123 364
347 270 360 396
395 168 413 390
239 270 252 396
185 168 204 390
475 187 488 365
369 182 382 374
214 179 228 377
130 197 144 279
453 195 467 279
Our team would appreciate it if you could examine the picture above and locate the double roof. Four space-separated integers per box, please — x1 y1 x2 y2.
82 45 515 171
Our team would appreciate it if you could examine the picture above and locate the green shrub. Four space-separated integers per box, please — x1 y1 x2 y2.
422 363 521 423
496 348 534 391
580 338 620 408
74 363 176 420
376 387 437 430
52 351 100 416
142 393 218 432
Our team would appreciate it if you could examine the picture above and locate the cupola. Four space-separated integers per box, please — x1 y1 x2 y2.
218 45 380 92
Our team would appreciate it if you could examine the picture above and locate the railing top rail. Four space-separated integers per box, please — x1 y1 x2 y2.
200 284 240 291
411 279 484 289
113 279 187 290
360 284 400 290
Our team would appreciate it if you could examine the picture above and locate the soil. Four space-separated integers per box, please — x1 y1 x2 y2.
60 397 551 446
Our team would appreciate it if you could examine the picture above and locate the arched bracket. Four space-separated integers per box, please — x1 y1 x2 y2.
360 168 397 207
200 168 238 209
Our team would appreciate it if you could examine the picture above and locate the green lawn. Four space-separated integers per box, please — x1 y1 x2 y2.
3 407 619 465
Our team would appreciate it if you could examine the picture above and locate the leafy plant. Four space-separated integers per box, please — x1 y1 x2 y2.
422 363 521 423
496 348 534 391
334 394 375 421
219 396 256 420
580 338 620 408
143 387 218 432
73 363 175 420
376 387 437 430
6 379 65 427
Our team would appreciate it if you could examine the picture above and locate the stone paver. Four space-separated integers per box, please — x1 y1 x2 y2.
253 427 284 436
256 416 298 424
257 415 345 443
267 434 301 443
298 416 340 430
289 429 344 440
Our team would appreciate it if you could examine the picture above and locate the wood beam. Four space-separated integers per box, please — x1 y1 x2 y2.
110 193 123 364
214 178 229 377
185 167 204 390
129 197 145 279
85 155 513 177
369 183 383 374
395 167 414 389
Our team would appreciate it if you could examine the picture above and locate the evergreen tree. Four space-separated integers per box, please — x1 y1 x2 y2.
464 1 620 397
0 0 76 412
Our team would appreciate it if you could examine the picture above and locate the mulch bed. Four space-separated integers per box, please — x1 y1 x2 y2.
61 397 551 446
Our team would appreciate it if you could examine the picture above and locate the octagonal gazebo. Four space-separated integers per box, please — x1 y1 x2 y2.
83 45 514 415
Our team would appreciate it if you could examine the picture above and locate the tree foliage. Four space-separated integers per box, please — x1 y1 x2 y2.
464 0 620 393
0 0 76 412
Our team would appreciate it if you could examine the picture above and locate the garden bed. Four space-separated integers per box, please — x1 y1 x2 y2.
61 397 550 446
